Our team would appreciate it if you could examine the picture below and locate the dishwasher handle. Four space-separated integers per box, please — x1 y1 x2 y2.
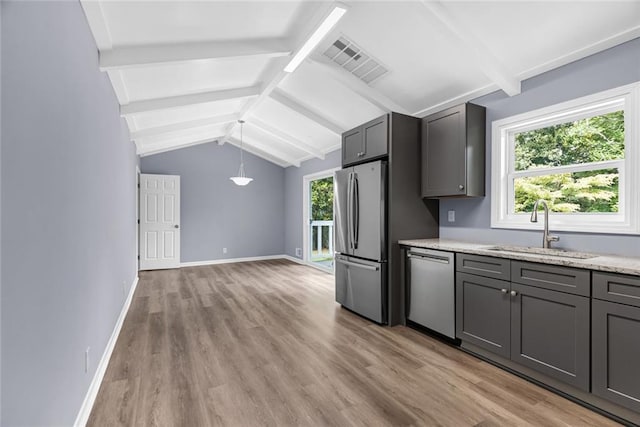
407 252 451 264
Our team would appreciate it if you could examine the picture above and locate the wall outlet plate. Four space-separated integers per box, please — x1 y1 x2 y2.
295 248 302 257
448 210 455 222
222 247 228 254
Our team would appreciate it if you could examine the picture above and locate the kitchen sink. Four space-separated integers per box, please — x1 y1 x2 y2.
485 245 598 260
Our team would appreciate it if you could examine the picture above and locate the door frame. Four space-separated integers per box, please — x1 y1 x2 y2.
136 165 140 271
302 167 340 273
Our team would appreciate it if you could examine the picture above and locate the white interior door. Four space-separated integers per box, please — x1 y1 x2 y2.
139 174 181 270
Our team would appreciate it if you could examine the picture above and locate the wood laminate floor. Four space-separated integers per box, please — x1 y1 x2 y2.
88 259 619 426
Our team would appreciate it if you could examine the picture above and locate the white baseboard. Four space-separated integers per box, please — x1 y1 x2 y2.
74 275 140 427
181 254 288 267
281 255 334 274
280 254 306 265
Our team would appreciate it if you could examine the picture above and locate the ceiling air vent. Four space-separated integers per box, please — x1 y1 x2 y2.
322 36 388 85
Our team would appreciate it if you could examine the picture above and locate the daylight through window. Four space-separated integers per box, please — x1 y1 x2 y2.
491 82 639 234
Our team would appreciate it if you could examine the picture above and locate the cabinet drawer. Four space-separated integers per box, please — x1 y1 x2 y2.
593 272 640 308
456 253 510 281
511 261 590 296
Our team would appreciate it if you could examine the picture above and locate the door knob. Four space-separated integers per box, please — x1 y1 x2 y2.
174 225 180 229
459 184 465 190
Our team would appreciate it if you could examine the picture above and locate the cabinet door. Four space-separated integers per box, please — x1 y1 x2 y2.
593 299 640 413
456 272 511 358
342 127 363 167
361 115 388 161
421 104 466 197
510 283 590 391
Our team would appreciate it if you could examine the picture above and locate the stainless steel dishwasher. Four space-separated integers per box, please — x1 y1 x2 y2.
406 248 455 339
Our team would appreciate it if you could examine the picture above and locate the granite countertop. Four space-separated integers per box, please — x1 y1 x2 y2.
399 238 640 277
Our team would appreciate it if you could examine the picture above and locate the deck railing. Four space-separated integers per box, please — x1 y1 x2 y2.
310 220 333 260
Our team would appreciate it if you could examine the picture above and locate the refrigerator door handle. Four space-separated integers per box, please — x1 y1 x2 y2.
335 257 379 271
347 172 353 250
353 173 359 249
348 172 355 250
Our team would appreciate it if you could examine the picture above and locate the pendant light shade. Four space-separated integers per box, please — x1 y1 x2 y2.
230 120 253 186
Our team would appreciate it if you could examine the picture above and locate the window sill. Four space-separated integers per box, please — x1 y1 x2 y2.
491 217 640 235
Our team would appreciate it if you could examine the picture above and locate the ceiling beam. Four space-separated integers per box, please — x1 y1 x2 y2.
270 88 344 135
137 135 224 157
247 118 325 160
309 57 410 114
217 58 290 145
137 135 293 168
131 113 239 140
120 85 260 116
228 137 299 168
219 3 347 151
413 83 497 117
106 70 130 104
420 1 521 97
80 1 112 50
100 38 293 71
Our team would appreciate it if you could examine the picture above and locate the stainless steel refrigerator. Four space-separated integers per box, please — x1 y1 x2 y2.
334 160 387 324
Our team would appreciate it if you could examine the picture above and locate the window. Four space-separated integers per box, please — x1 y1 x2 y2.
491 82 640 234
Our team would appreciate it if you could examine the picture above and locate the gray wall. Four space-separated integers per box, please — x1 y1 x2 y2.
140 142 285 262
1 2 138 425
0 3 3 422
440 38 640 257
284 150 341 258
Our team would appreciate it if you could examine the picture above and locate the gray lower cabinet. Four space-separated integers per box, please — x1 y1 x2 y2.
456 272 511 358
592 272 640 413
456 254 591 391
510 282 590 391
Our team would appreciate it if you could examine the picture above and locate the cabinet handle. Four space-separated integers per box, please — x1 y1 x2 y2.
501 288 508 294
459 184 465 191
357 152 364 157
510 290 518 297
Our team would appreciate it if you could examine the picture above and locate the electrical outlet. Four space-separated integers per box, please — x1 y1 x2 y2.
85 347 90 373
295 248 302 257
448 210 456 222
222 247 228 254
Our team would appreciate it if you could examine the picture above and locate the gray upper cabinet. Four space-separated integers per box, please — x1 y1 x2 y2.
342 127 363 166
342 114 388 166
421 103 485 198
592 272 640 413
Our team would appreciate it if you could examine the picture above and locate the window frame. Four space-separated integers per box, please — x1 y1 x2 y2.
491 82 640 235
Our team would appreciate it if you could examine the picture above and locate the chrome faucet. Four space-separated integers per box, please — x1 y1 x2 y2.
530 199 560 249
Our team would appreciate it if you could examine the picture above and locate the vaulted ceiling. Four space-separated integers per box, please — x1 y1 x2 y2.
81 1 640 167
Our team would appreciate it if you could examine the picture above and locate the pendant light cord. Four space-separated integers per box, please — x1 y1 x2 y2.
239 121 244 168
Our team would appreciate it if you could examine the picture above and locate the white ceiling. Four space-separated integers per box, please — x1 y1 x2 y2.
81 0 640 166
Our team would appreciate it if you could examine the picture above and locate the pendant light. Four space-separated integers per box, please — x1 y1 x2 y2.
230 120 253 186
